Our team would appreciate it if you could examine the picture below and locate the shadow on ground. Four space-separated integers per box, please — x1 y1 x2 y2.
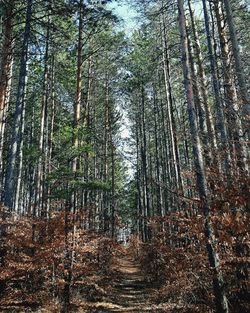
84 255 165 313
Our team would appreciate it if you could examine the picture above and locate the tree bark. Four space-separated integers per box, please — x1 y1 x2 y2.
72 0 84 173
3 0 33 210
187 0 217 156
140 86 151 241
14 72 28 213
0 3 14 196
202 0 230 172
177 1 229 312
223 0 250 123
35 13 50 217
161 15 183 195
214 0 245 172
186 21 211 164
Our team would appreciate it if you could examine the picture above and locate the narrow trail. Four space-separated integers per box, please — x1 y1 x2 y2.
80 247 217 313
87 252 166 313
106 255 151 312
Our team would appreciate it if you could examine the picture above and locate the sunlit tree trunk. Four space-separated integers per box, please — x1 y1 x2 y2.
141 86 151 241
187 0 217 154
186 21 210 164
134 97 144 239
35 13 50 217
0 3 14 193
83 57 93 214
110 125 115 238
73 0 84 174
62 198 72 313
202 0 230 172
223 0 250 124
103 74 110 233
178 1 229 312
153 88 163 216
3 0 33 210
47 55 56 215
14 73 28 213
214 0 245 172
161 15 183 195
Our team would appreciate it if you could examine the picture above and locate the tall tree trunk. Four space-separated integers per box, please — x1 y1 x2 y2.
223 0 250 123
0 3 14 196
110 138 115 238
201 0 230 172
161 15 183 194
83 57 93 218
158 87 171 211
135 106 143 239
187 0 217 155
186 21 211 164
14 73 28 213
177 1 229 312
35 13 50 217
72 0 84 173
153 88 163 217
47 55 56 215
3 0 32 210
62 198 72 313
71 0 84 242
103 74 110 234
214 0 245 172
140 86 151 241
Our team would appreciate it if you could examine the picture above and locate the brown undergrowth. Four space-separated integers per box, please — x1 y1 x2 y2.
0 208 119 312
129 202 249 313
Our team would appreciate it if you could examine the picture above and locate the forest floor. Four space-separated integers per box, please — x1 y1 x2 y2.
88 254 156 312
79 249 179 313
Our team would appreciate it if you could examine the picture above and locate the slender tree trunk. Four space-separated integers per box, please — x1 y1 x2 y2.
135 107 143 239
177 1 229 312
72 0 84 173
35 14 50 217
0 3 14 193
14 73 28 213
158 88 171 211
223 0 250 123
103 74 110 234
155 87 167 215
62 198 72 313
161 16 183 194
186 22 210 164
187 0 217 155
3 0 32 210
137 91 146 241
28 106 35 215
202 0 230 172
153 88 163 216
83 57 93 214
110 141 115 238
141 86 151 241
47 55 56 215
214 0 245 172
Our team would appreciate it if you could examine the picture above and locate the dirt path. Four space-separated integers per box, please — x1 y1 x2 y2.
87 254 164 313
107 256 151 312
78 251 194 312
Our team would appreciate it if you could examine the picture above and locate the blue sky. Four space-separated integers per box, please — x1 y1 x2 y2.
107 0 140 33
107 1 204 33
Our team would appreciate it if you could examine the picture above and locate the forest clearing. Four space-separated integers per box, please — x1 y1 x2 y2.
0 0 249 312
